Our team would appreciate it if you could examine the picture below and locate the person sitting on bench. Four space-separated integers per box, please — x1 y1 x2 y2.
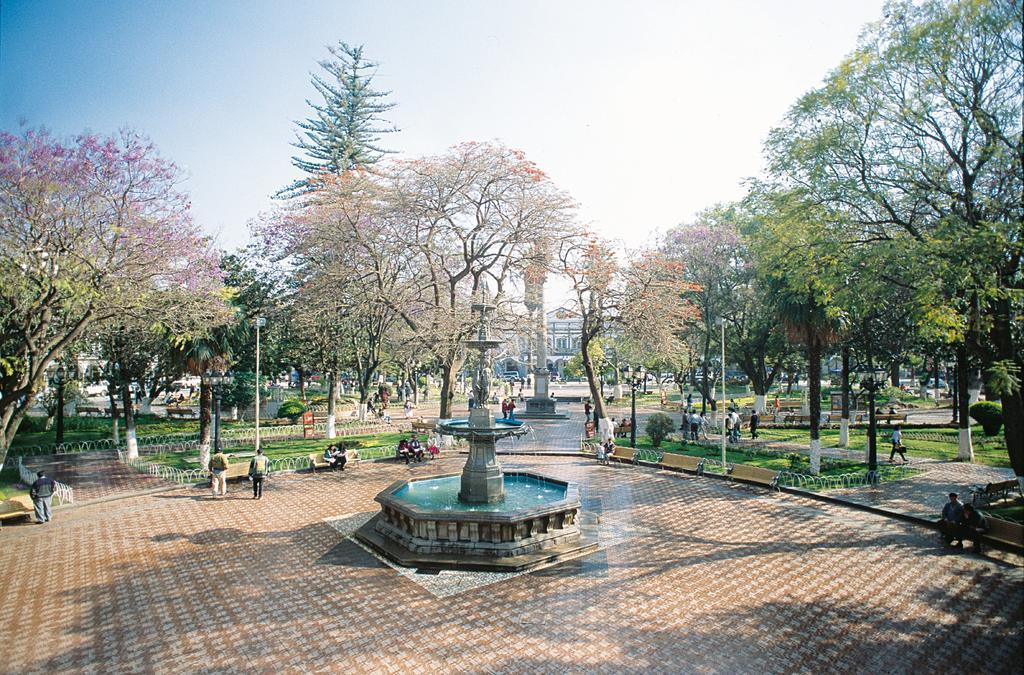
957 504 989 554
889 425 907 463
408 434 424 462
939 492 964 546
397 439 411 464
330 444 348 471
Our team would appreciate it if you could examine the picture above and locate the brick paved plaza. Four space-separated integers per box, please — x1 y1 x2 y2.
2 450 1021 674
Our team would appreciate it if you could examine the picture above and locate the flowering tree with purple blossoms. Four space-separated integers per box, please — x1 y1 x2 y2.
0 128 224 461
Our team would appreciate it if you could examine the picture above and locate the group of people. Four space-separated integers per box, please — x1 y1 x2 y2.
322 444 349 471
208 447 272 500
939 492 989 554
397 434 439 464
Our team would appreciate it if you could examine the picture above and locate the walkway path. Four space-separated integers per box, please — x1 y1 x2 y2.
21 452 170 504
1 455 1019 673
828 460 1016 520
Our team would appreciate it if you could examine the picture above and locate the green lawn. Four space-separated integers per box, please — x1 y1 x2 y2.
753 426 1010 467
137 430 411 470
0 463 28 500
11 414 253 449
981 503 1024 524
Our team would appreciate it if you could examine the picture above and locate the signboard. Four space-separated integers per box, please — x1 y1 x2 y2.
302 411 315 438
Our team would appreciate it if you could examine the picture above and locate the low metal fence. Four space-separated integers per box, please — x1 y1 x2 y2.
17 456 74 504
778 464 920 491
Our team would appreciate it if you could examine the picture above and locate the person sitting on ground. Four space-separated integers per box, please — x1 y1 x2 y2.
957 504 989 554
397 439 411 464
939 492 964 547
330 444 348 471
409 434 424 462
889 425 907 463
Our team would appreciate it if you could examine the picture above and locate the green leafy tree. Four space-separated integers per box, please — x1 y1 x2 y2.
282 42 398 196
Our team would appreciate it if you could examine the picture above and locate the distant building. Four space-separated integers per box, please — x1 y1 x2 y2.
497 307 582 378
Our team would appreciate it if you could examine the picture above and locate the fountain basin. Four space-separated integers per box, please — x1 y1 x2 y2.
354 471 597 571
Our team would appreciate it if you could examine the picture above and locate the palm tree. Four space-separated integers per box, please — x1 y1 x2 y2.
174 333 231 468
773 285 843 474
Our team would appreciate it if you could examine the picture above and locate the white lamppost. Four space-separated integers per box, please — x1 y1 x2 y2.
255 317 266 453
718 317 727 470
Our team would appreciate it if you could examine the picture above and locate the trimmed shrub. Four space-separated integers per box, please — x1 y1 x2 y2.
645 412 675 448
277 399 307 423
969 401 1003 436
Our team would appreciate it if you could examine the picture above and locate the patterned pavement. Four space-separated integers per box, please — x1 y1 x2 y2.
1 454 1020 674
829 460 1017 519
20 451 169 503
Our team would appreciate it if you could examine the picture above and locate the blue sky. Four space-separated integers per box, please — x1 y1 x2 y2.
2 0 886 251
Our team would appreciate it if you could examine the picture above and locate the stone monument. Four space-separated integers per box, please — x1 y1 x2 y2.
518 260 568 419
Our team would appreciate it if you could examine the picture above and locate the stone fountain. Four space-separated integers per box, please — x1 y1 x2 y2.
354 289 597 571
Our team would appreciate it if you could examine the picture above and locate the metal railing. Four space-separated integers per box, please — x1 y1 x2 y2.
17 456 74 504
778 464 920 491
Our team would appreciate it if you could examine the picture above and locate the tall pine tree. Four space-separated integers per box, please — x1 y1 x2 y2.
282 42 398 196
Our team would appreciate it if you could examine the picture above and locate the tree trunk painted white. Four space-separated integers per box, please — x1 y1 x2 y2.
125 427 139 460
967 388 981 406
838 418 850 447
326 414 336 439
199 442 211 470
801 389 810 416
613 384 623 399
357 402 367 422
230 406 238 421
140 397 152 415
111 416 120 446
597 417 613 443
957 427 974 461
809 438 821 475
754 394 766 413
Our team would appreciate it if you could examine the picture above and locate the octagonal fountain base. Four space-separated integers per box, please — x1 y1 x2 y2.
353 471 599 572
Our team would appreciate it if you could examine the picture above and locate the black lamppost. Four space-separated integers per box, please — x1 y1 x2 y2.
49 363 68 445
621 365 646 448
855 364 885 482
203 370 234 454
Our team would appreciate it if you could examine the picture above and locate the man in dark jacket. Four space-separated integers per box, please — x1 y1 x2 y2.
958 504 989 554
939 492 964 546
30 471 56 523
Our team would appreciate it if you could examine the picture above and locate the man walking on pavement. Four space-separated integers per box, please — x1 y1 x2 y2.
210 448 230 498
248 448 270 500
30 471 56 523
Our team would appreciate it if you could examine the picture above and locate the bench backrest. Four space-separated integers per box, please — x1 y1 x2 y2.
730 463 780 487
659 453 703 472
611 446 634 462
986 518 1024 546
986 479 1020 493
0 495 34 513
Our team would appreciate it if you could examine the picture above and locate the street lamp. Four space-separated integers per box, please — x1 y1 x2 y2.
254 317 266 453
718 317 727 470
203 370 234 455
49 363 68 445
621 364 646 448
854 363 886 482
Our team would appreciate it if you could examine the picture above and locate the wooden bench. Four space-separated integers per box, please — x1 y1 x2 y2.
983 518 1024 551
77 406 103 417
0 495 34 525
410 419 436 434
309 450 360 472
875 413 908 424
658 453 704 475
728 463 781 489
614 421 633 438
970 480 1022 507
610 445 635 463
166 406 197 419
